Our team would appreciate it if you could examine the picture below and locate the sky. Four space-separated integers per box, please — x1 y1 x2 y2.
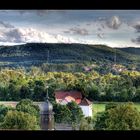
0 10 140 47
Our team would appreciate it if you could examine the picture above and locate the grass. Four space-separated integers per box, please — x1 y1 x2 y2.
92 102 140 118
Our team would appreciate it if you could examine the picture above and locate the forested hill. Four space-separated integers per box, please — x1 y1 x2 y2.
117 47 140 55
0 43 140 68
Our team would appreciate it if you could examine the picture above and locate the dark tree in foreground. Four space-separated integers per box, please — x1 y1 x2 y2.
67 101 84 124
53 103 72 123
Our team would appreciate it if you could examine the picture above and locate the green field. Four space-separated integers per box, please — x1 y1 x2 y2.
93 102 140 118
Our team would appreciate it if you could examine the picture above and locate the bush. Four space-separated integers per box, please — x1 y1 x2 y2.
79 117 94 130
1 110 39 130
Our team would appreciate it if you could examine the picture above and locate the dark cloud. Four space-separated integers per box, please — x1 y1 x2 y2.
0 21 14 28
64 27 89 35
3 29 23 43
133 24 140 33
106 16 122 29
131 36 140 44
98 28 102 31
63 31 71 34
97 33 104 39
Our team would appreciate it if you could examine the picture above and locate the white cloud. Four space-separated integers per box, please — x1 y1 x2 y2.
0 27 80 44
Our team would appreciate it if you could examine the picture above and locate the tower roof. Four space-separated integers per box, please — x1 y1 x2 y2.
39 100 53 114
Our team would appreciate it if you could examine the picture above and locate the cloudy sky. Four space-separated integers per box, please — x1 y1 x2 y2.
0 10 140 47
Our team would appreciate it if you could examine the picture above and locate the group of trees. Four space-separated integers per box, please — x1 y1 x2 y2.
95 102 140 130
0 99 40 130
1 68 140 102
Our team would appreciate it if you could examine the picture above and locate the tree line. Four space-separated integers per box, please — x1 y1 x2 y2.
0 67 140 102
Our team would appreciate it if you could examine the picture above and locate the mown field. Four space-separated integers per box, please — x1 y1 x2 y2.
93 102 140 118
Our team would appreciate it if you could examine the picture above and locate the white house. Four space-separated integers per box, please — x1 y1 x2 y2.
79 98 93 117
55 90 93 117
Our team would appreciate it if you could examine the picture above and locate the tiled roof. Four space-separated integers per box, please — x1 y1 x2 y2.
55 91 82 100
55 91 92 106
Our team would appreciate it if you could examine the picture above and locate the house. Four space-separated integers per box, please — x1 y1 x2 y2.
55 91 93 117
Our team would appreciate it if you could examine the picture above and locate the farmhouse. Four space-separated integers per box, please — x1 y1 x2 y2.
55 90 93 117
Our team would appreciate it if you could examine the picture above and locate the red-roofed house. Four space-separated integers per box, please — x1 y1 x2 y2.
55 91 93 117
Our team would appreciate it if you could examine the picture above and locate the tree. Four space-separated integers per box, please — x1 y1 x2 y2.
105 103 140 130
86 84 100 101
16 99 40 123
79 117 94 130
0 105 15 123
1 110 39 130
32 80 46 101
95 111 109 130
67 101 84 124
19 85 31 99
8 80 20 101
95 103 140 130
53 103 72 123
134 87 140 101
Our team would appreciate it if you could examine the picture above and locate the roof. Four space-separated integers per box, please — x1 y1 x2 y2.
55 91 92 106
55 91 82 100
79 98 92 106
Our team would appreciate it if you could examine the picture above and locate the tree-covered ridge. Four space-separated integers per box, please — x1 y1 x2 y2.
0 43 140 70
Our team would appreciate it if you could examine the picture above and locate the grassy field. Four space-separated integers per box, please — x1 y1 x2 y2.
93 102 140 118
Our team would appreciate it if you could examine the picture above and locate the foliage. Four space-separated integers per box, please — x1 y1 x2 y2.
0 105 15 123
53 103 72 123
1 110 39 130
105 103 140 130
16 99 40 122
67 101 84 123
79 117 94 130
95 103 140 130
105 102 118 110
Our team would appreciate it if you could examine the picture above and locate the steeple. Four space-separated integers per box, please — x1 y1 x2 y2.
39 85 54 130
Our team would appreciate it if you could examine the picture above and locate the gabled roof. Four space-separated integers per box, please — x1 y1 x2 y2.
79 98 92 106
55 91 92 106
55 91 82 100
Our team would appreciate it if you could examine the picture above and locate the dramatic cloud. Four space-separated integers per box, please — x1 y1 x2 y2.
106 16 122 29
0 27 80 44
132 36 140 44
133 24 140 32
64 27 89 35
97 33 104 39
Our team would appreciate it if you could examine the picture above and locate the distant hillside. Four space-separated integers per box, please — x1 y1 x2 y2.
117 47 140 55
0 43 140 68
